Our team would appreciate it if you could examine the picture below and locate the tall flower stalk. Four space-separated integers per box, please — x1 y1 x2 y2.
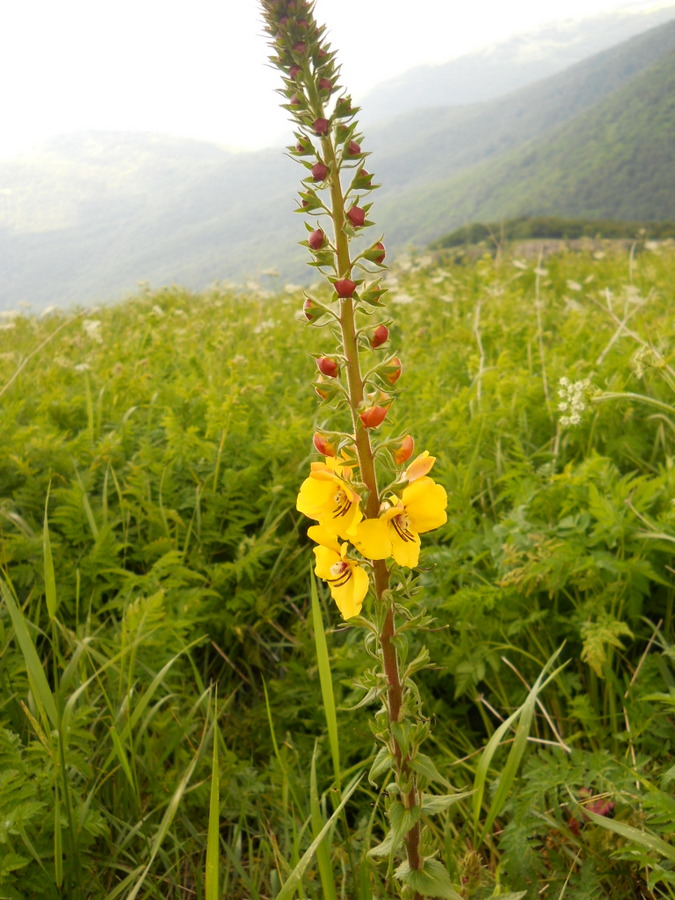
261 3 459 897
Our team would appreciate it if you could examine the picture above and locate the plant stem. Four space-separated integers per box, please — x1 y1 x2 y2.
322 130 423 889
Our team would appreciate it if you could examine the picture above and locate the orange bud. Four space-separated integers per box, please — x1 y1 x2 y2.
394 435 414 464
314 376 330 400
360 405 387 429
313 433 336 456
385 357 402 384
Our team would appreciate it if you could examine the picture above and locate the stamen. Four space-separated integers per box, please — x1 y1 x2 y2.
392 514 414 543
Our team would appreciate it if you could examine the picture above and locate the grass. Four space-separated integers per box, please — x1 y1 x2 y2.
0 243 673 897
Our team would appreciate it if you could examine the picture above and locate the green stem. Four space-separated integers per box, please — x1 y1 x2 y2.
321 128 422 888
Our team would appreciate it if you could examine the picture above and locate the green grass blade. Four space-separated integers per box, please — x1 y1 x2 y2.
125 689 212 900
205 697 220 900
43 495 58 620
473 647 566 843
1 576 60 730
54 783 63 887
310 571 341 786
583 809 675 864
276 772 363 900
310 742 338 900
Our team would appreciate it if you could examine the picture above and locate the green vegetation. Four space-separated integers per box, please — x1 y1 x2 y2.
430 216 675 249
0 244 674 897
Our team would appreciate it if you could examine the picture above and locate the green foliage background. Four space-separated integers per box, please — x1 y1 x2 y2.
0 244 673 897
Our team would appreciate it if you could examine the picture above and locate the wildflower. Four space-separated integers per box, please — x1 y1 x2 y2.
334 278 356 298
558 376 590 427
405 450 436 482
316 356 339 377
371 324 389 348
296 460 363 537
308 228 325 250
360 405 388 429
310 161 329 181
347 206 366 227
352 476 448 568
308 525 368 619
394 435 414 464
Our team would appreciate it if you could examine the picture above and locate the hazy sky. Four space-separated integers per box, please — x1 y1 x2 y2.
2 0 670 158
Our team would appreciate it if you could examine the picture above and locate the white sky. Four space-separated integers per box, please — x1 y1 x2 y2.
1 0 670 158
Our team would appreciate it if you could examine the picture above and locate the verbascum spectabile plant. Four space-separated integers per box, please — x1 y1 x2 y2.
260 3 462 897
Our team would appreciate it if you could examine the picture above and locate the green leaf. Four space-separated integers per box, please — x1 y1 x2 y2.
395 858 463 899
421 790 473 814
311 573 341 786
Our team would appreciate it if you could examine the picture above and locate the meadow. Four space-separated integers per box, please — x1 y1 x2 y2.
0 241 674 899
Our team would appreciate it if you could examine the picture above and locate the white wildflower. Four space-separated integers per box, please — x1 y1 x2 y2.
82 319 102 344
558 376 591 427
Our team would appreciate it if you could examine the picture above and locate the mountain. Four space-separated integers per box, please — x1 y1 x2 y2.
376 27 675 244
359 4 675 122
1 12 675 310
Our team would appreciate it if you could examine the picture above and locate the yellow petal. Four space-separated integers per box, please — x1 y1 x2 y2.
351 517 392 560
405 451 436 482
307 524 340 553
402 477 447 534
389 524 421 568
313 543 340 580
297 475 334 519
331 563 368 619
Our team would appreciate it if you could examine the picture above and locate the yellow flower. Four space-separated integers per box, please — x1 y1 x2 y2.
405 450 436 483
296 460 363 537
351 476 447 568
308 525 368 619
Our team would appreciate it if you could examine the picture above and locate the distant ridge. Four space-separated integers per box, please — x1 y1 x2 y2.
1 12 675 309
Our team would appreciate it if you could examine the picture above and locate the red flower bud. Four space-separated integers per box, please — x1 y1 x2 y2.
289 64 301 78
371 324 389 348
313 433 336 457
317 356 339 378
290 94 301 106
347 206 365 227
308 228 325 250
313 117 330 135
334 278 356 298
385 357 402 384
347 140 361 155
373 242 386 264
394 435 415 464
360 405 387 429
293 41 306 54
318 77 332 91
310 161 328 181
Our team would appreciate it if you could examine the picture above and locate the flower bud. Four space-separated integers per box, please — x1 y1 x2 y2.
293 41 306 54
310 161 329 181
334 278 356 298
313 117 330 135
347 140 361 155
314 376 330 400
308 228 325 250
371 324 389 348
289 64 301 78
385 357 402 384
317 356 339 378
318 77 332 91
394 435 415 464
360 405 387 429
347 206 365 227
373 242 385 264
313 432 336 456
303 296 319 320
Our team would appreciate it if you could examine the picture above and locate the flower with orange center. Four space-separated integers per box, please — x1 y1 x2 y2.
296 459 363 537
308 525 368 619
351 475 447 568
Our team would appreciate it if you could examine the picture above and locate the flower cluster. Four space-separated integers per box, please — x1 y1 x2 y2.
558 376 590 427
297 451 447 619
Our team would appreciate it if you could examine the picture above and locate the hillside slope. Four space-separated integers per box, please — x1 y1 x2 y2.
379 44 675 244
